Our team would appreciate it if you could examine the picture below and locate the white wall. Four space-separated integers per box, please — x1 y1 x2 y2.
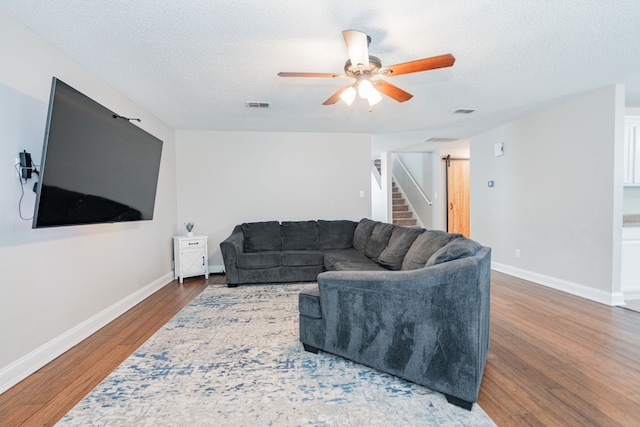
470 85 624 305
0 13 178 391
371 152 390 222
175 130 372 270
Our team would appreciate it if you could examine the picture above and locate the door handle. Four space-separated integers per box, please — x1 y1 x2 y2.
449 202 454 210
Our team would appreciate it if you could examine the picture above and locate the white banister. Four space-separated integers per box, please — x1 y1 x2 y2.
395 159 432 206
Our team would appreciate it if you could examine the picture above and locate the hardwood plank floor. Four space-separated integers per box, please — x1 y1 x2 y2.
0 274 220 426
1 271 639 426
478 272 640 426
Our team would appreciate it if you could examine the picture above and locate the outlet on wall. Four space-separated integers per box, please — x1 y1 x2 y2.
515 249 521 258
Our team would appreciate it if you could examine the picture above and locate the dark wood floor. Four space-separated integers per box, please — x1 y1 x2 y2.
1 272 639 426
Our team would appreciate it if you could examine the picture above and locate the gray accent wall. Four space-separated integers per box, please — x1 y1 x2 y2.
0 12 178 390
470 85 625 305
174 130 372 270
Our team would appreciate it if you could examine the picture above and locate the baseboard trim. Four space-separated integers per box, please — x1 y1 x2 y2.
492 262 625 306
209 264 225 274
0 272 174 394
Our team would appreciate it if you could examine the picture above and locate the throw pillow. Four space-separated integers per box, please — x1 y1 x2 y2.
364 222 396 262
425 238 483 267
352 218 379 252
317 220 357 250
281 221 319 250
378 226 425 270
241 221 282 252
401 230 460 270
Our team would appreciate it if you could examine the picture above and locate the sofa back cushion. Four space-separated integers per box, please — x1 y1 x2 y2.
317 220 357 250
364 222 396 262
401 230 460 270
378 226 425 270
352 218 379 252
281 220 319 250
425 238 483 267
241 221 282 252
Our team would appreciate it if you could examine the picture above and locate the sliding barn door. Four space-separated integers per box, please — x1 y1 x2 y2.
445 157 470 237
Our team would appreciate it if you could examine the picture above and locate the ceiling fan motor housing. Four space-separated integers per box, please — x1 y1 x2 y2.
344 55 382 77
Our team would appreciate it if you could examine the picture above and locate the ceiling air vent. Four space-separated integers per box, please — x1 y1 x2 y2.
245 101 271 108
453 108 477 114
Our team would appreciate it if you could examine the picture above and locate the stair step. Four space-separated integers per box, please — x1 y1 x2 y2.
389 179 419 227
393 211 413 219
394 218 418 226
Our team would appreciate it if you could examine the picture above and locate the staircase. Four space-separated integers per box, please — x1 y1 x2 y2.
392 181 418 227
374 159 419 227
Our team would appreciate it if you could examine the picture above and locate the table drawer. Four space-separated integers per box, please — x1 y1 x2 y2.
180 239 206 249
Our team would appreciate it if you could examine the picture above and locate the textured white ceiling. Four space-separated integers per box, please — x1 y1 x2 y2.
2 1 640 151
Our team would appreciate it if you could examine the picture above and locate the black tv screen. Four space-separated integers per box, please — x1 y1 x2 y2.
33 78 163 228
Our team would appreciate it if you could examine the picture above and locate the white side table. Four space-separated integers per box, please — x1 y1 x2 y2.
173 235 209 284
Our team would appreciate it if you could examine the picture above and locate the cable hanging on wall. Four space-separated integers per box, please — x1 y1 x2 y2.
15 150 39 221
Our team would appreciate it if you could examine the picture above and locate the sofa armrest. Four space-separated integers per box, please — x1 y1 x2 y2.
315 247 491 403
219 225 244 285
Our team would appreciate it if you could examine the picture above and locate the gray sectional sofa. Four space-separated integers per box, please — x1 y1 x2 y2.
220 218 483 286
220 218 491 409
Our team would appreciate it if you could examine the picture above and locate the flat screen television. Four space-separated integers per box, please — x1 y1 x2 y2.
33 77 163 228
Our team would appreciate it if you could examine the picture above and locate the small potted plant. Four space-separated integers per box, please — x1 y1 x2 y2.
185 222 194 237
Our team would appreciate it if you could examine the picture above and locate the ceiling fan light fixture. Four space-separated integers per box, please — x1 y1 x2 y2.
278 30 455 108
340 86 357 105
358 79 376 99
366 88 382 106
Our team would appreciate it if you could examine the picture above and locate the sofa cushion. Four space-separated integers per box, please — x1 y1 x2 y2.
352 218 379 252
401 230 461 270
364 222 396 262
236 252 282 269
241 221 282 252
426 238 483 267
318 220 357 250
378 227 425 270
299 287 322 319
331 260 389 272
282 250 324 267
281 221 319 250
323 249 371 270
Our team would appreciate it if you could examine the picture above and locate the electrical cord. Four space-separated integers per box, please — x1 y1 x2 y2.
15 162 38 220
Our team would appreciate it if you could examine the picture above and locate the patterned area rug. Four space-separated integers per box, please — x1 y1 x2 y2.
58 283 495 426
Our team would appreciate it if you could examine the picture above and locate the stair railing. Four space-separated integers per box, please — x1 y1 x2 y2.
394 159 432 206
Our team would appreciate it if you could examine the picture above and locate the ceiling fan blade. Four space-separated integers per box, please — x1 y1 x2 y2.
342 30 369 69
380 54 455 77
278 72 345 78
323 84 354 105
374 80 413 102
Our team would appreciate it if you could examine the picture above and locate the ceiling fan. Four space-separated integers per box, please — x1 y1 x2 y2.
278 30 455 108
